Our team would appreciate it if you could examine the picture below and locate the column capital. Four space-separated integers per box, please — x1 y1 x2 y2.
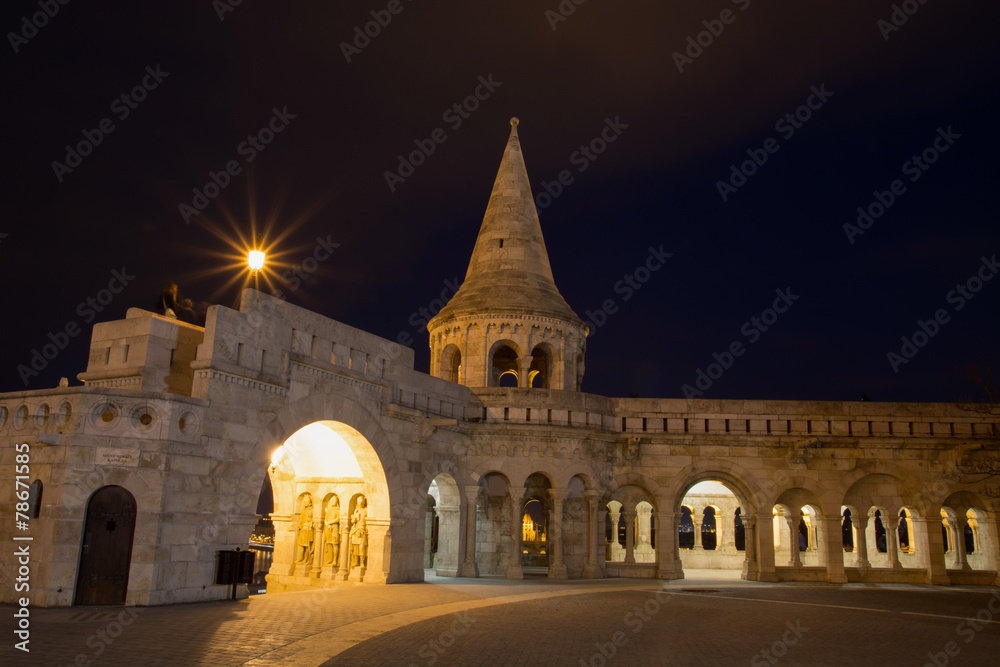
583 489 602 502
463 485 481 501
549 488 569 502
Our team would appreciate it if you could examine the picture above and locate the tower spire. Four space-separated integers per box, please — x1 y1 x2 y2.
430 118 581 325
427 119 587 391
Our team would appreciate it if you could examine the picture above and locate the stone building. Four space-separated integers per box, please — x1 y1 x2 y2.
1 119 998 607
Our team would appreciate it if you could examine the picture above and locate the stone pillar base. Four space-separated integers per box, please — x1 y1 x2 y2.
505 565 523 580
459 561 479 578
824 572 848 583
293 564 311 578
348 566 366 582
547 564 568 580
926 573 951 585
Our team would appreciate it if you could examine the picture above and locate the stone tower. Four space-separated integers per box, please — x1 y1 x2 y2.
428 118 587 390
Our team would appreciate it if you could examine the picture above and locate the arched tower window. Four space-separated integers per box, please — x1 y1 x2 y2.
491 343 520 387
529 344 553 389
440 344 461 384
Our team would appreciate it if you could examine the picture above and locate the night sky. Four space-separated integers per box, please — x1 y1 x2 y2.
3 1 998 403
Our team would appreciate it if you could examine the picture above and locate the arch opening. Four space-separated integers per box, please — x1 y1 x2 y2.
678 480 745 572
266 420 391 588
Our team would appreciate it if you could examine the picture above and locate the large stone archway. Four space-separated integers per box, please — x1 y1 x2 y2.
665 464 765 582
232 393 412 588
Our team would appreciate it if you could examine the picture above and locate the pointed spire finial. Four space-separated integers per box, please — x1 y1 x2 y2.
510 117 519 126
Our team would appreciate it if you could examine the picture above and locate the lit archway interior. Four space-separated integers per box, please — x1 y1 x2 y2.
679 481 744 570
266 421 391 588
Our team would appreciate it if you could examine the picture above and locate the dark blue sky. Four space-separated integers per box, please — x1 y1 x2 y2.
3 0 998 402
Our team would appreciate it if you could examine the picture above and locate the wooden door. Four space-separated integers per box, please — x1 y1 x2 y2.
75 486 136 605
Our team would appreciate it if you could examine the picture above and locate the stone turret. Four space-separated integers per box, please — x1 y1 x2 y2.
428 118 587 390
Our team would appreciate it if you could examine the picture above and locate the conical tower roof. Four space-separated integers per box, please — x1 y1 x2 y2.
430 118 583 327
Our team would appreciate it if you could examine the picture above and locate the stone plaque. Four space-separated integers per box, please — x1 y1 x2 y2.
96 447 141 468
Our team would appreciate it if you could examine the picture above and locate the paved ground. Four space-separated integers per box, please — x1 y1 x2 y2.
4 570 999 666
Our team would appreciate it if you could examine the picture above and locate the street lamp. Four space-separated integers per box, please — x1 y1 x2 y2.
248 250 266 273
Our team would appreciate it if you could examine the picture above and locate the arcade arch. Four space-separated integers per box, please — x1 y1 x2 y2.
266 420 392 588
677 481 745 571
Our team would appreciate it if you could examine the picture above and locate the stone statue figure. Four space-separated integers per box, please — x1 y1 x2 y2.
350 496 368 568
323 496 340 566
296 497 315 564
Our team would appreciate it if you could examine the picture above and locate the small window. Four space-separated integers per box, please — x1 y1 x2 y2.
499 239 504 248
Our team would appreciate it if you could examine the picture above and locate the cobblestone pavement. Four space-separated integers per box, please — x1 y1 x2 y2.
4 571 999 666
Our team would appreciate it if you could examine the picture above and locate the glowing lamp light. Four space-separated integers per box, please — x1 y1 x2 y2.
270 446 284 468
248 250 266 272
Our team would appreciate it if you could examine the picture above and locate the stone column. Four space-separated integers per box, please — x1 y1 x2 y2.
886 514 903 571
506 487 525 579
597 503 608 574
822 514 847 583
269 515 295 577
954 518 971 571
362 518 393 583
608 505 623 562
519 360 531 388
786 511 802 567
583 491 599 578
916 517 950 585
866 509 881 561
434 505 460 577
692 512 703 550
311 523 324 577
721 507 736 553
656 510 683 580
459 486 480 578
424 504 435 569
635 504 654 562
741 515 759 580
623 508 636 563
754 513 778 581
851 512 869 574
547 489 568 579
336 522 351 581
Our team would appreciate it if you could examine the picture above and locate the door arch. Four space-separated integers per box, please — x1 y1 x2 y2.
75 485 137 605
